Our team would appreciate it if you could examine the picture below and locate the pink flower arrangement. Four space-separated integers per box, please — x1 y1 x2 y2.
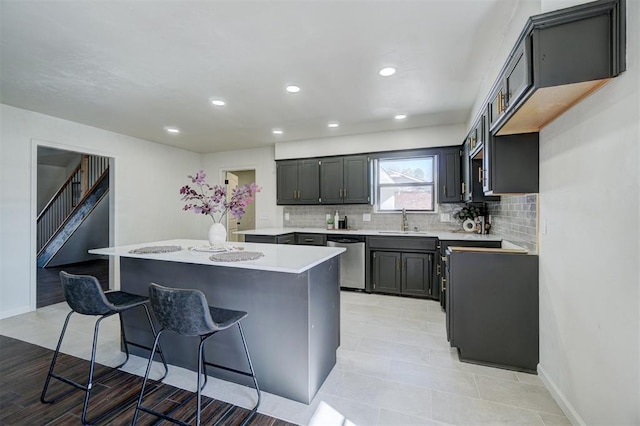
180 170 260 223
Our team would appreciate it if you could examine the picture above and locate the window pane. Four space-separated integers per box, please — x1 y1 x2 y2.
379 157 434 184
379 185 434 211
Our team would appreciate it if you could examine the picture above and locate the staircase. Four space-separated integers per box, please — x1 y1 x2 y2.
37 155 109 268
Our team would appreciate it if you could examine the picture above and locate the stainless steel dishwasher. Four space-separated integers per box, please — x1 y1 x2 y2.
326 235 365 290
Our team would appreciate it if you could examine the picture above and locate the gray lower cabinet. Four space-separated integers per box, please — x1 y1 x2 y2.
244 233 295 244
446 250 539 372
296 233 326 246
438 239 502 310
368 237 436 299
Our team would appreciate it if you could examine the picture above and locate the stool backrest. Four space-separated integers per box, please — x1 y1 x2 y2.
60 271 114 315
148 283 217 336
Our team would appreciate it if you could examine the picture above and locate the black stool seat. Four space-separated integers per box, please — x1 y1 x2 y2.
133 283 260 426
40 271 168 425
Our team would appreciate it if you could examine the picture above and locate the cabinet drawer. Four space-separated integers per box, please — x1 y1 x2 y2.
276 234 296 245
296 233 326 246
368 236 437 251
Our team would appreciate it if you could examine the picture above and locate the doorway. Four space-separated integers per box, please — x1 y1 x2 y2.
225 169 256 242
35 146 112 308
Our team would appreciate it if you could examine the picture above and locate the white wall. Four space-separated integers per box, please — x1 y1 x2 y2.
0 104 203 318
274 124 465 160
537 0 640 424
202 146 282 229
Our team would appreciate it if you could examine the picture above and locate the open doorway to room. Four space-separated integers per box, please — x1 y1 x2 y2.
224 169 256 242
35 146 112 308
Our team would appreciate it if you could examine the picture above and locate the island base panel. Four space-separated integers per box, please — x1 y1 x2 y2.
119 256 340 404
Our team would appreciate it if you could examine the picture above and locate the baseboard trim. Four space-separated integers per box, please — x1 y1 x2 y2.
0 305 32 320
538 364 585 426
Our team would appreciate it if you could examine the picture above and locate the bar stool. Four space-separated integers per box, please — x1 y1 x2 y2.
133 283 261 426
40 271 168 425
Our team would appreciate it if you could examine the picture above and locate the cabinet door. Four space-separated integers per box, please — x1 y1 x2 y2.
462 141 471 202
471 158 499 202
276 160 299 205
371 251 401 295
401 252 432 297
298 159 320 204
343 155 370 204
487 81 507 131
320 158 344 204
438 147 461 203
505 37 532 110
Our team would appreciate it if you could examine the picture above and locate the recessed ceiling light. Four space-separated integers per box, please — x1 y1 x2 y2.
286 85 301 93
210 98 226 106
328 122 340 128
379 67 397 77
164 126 180 134
394 114 407 120
272 129 283 135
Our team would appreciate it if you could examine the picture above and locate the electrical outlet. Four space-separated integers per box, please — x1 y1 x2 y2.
440 213 450 222
363 213 371 222
284 213 290 221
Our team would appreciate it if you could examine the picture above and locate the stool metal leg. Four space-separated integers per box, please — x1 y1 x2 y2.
141 304 169 380
237 322 261 426
40 310 74 404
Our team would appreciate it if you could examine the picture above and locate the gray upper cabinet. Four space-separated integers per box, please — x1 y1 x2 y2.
276 159 319 205
483 132 539 195
320 155 370 204
491 0 625 135
438 146 462 203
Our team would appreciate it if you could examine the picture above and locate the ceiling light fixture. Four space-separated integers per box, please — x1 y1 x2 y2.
286 85 301 93
328 122 339 128
379 67 396 77
210 98 226 106
164 126 181 134
394 114 407 120
272 129 284 135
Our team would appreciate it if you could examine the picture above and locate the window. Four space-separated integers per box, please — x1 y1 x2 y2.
376 156 435 211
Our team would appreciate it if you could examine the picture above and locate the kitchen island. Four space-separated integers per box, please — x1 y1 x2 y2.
89 239 344 404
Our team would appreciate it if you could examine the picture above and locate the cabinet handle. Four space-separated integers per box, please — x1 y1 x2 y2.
297 190 301 199
304 238 314 242
343 188 347 198
441 277 447 291
478 168 483 183
461 182 465 194
396 259 401 270
437 263 441 276
293 190 297 199
500 92 507 112
443 185 447 194
339 188 343 198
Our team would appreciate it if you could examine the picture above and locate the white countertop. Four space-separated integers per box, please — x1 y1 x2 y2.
235 227 503 242
89 239 345 274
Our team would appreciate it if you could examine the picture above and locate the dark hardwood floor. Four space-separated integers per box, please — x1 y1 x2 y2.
0 335 296 426
37 260 109 308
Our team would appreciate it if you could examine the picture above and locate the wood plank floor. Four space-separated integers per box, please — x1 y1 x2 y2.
37 260 109 308
0 336 296 426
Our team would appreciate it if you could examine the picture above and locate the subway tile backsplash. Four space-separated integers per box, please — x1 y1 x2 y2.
283 194 538 252
284 203 466 232
487 194 538 252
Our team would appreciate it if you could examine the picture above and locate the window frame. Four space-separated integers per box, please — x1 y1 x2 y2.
375 155 438 213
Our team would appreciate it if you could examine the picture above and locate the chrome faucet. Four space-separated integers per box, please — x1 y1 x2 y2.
401 208 408 232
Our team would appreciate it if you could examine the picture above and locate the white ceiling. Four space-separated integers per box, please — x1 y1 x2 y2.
1 0 522 154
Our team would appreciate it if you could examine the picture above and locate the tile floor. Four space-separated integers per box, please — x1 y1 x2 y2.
0 291 570 425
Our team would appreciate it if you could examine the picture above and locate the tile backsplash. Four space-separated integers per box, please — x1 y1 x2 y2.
282 194 538 252
283 203 466 232
487 194 538 252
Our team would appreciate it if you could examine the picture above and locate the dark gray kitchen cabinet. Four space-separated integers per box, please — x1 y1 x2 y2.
276 159 319 205
368 236 436 299
401 252 432 297
437 239 502 311
438 146 462 203
320 155 370 204
489 0 625 135
371 251 401 295
244 233 295 244
483 132 539 195
447 249 539 372
296 233 326 246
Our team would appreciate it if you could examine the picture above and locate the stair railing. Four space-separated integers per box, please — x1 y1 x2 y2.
37 155 109 253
